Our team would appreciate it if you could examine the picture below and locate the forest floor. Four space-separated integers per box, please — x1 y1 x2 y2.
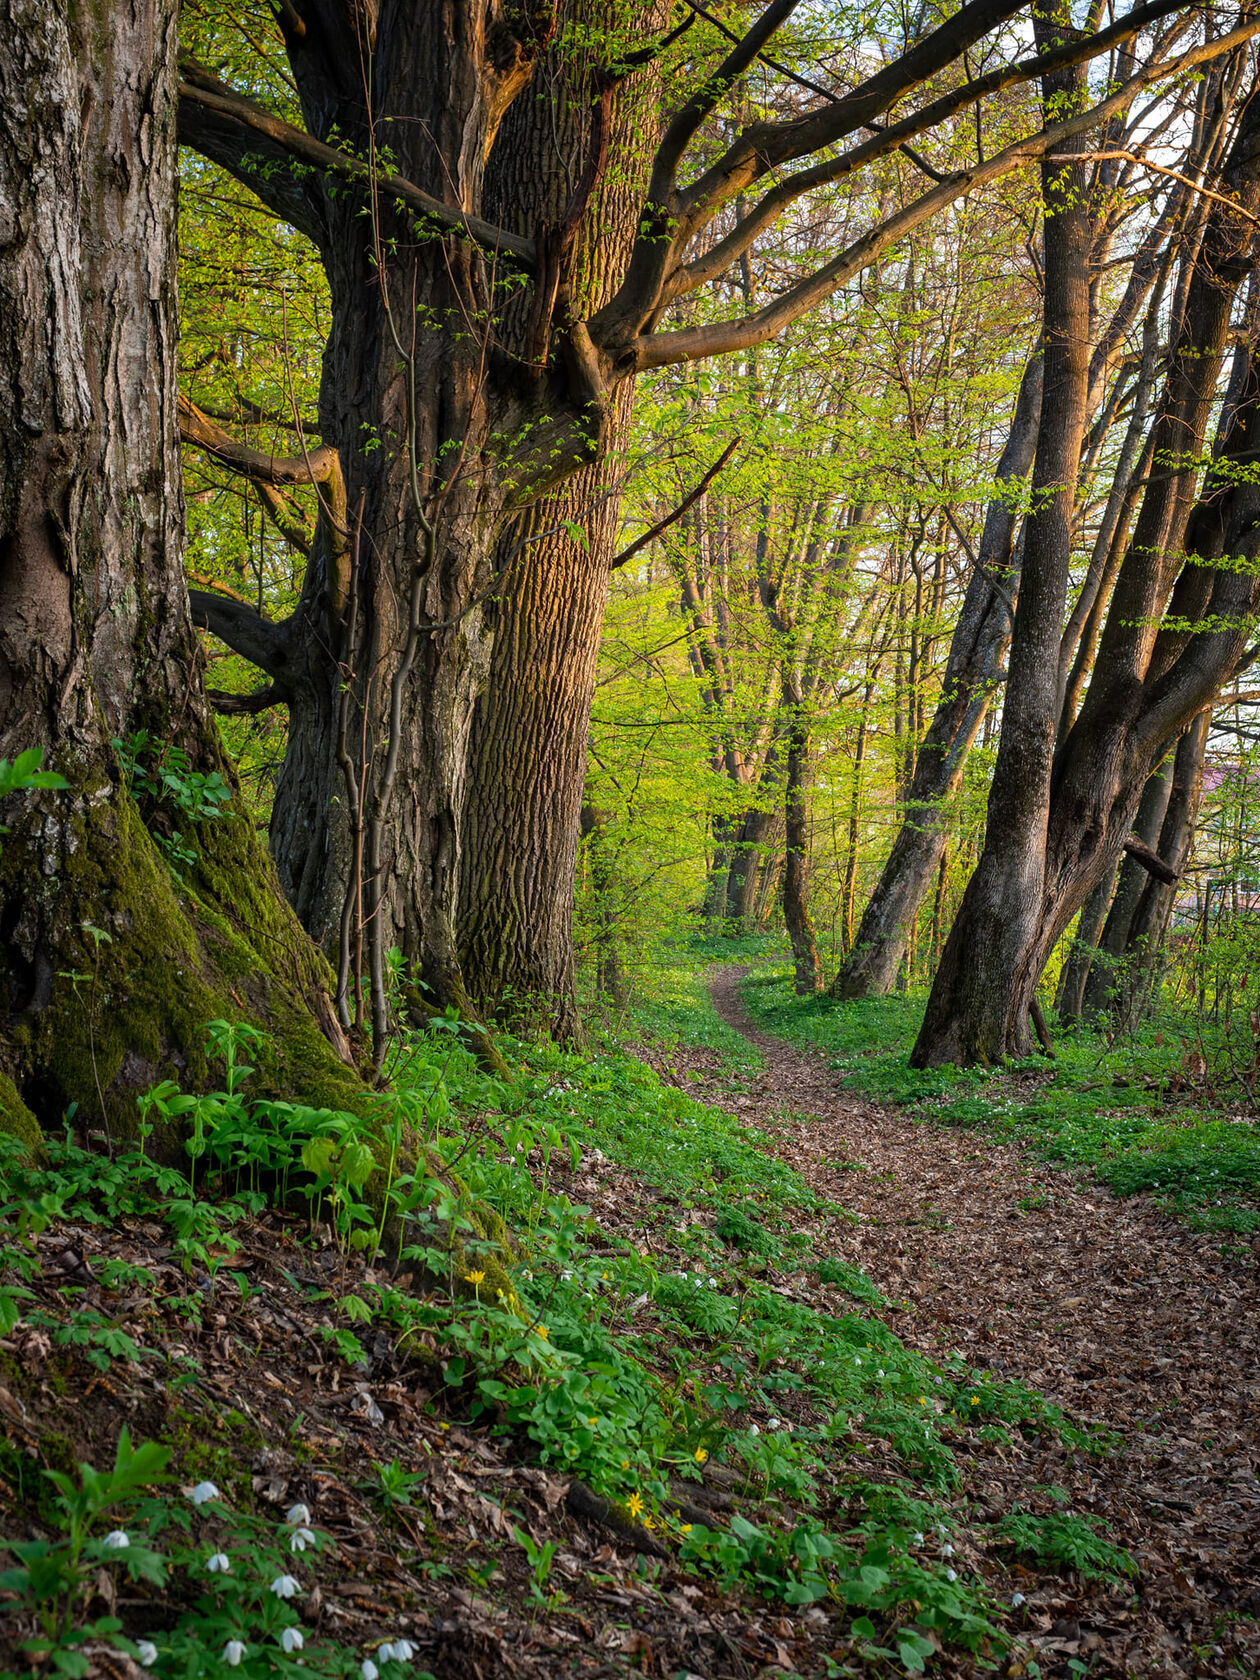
674 965 1260 1680
3 958 1259 1680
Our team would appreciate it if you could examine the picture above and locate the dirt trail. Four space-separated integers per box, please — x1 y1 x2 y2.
707 967 1260 1679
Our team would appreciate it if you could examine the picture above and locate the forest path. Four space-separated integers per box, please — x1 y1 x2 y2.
705 966 1260 1679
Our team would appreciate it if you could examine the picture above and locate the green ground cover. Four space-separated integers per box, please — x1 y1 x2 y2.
739 963 1260 1239
1 963 1129 1676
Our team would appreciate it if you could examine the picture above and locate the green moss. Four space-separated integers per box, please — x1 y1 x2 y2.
3 774 372 1143
0 1070 42 1158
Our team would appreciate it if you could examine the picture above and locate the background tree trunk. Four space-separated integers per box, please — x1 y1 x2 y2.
832 351 1041 999
1079 749 1177 1019
782 680 822 993
0 0 356 1145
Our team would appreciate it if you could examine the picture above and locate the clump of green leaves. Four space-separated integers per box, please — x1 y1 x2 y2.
114 730 230 870
990 1508 1138 1583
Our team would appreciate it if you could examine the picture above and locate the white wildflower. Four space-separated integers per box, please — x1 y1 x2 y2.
223 1641 246 1667
280 1628 305 1653
387 1641 416 1662
206 1552 232 1574
285 1502 311 1527
945 1567 958 1582
136 1642 158 1669
362 1662 379 1680
290 1526 317 1553
102 1530 130 1550
270 1574 301 1598
1011 1592 1026 1608
189 1481 221 1506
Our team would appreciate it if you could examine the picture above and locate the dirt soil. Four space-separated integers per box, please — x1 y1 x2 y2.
694 966 1260 1680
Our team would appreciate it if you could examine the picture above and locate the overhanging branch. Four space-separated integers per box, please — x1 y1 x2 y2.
609 439 740 570
178 62 536 270
629 21 1260 372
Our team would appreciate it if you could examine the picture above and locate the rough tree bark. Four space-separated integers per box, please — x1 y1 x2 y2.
914 74 1260 1066
0 0 359 1147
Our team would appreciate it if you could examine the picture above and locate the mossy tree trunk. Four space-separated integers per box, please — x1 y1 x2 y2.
0 0 361 1147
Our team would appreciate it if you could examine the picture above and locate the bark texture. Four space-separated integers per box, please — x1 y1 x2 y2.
0 0 357 1145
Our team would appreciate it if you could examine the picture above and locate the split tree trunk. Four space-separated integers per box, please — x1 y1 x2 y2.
0 0 357 1144
187 7 662 1039
914 74 1260 1067
831 351 1042 999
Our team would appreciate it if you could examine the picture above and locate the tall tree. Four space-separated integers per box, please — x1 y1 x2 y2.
178 0 1215 1034
914 65 1260 1066
0 0 360 1143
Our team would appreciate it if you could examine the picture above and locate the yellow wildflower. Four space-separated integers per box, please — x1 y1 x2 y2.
970 1396 979 1405
465 1270 486 1286
625 1492 645 1519
681 1524 693 1535
588 1417 599 1426
535 1325 549 1339
694 1447 708 1464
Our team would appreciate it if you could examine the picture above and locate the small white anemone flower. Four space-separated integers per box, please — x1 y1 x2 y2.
189 1481 221 1506
388 1641 417 1662
945 1567 958 1582
280 1628 305 1653
767 1418 781 1430
912 1532 925 1546
270 1574 301 1599
1011 1592 1026 1608
748 1424 760 1435
361 1661 380 1680
941 1542 955 1557
206 1552 232 1574
290 1526 317 1554
136 1641 159 1669
223 1641 246 1667
285 1502 311 1527
102 1530 130 1550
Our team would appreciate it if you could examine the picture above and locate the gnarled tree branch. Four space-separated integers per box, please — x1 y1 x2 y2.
178 59 536 269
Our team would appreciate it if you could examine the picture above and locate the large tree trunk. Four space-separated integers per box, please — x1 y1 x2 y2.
914 78 1260 1067
188 7 660 1041
831 351 1042 999
0 0 356 1147
911 39 1093 1067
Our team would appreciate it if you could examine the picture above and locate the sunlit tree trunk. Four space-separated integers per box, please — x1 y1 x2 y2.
913 40 1093 1066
